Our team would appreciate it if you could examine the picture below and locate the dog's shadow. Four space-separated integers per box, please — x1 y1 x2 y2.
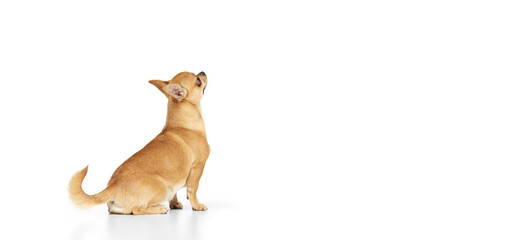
69 202 234 240
105 209 205 240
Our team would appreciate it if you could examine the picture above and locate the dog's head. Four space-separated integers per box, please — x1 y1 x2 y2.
149 71 207 104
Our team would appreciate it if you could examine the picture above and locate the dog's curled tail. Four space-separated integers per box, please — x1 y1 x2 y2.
68 166 113 209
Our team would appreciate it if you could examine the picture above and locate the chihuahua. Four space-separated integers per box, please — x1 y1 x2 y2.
69 71 210 214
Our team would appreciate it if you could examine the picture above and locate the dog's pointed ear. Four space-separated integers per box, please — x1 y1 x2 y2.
165 84 187 102
149 80 170 98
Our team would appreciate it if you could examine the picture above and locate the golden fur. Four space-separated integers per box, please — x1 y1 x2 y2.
69 71 210 214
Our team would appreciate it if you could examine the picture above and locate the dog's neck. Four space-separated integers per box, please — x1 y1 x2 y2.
163 100 205 133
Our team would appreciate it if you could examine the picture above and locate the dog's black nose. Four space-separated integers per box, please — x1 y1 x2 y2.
198 71 206 76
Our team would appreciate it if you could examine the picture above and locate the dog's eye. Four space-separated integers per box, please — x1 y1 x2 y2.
196 78 202 87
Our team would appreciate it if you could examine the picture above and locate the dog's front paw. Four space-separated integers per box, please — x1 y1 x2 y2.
170 201 183 209
192 203 208 211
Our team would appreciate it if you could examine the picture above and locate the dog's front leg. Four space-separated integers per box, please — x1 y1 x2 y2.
169 194 183 209
186 160 207 211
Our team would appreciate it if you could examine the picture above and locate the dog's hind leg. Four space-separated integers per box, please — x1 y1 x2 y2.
108 175 169 215
107 200 128 214
132 205 169 215
123 175 169 215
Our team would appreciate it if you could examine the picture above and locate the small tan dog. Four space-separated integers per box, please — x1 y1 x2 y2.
69 71 210 214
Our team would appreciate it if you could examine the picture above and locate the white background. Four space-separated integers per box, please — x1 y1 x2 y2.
0 0 531 239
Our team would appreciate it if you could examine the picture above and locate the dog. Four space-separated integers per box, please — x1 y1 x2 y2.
68 71 210 214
